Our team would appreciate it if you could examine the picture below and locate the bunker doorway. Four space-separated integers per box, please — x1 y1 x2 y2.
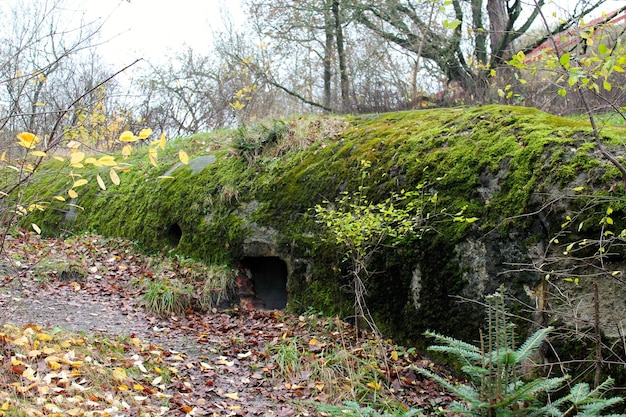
240 256 288 310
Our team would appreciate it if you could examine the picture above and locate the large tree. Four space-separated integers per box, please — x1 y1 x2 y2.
349 0 620 101
245 0 437 113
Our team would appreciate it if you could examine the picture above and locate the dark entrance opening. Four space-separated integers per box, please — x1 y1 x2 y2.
166 223 182 247
241 256 288 310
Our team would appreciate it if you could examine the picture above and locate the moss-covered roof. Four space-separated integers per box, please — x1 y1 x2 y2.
20 105 626 344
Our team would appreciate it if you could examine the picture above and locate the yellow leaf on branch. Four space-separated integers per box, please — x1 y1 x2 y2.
16 132 41 149
70 151 85 166
179 150 189 165
98 155 117 166
110 168 120 186
158 133 166 150
73 179 88 188
138 128 153 139
119 130 138 142
149 148 158 167
96 174 106 190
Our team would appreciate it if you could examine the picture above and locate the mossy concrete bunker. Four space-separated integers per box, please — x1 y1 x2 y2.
26 105 626 349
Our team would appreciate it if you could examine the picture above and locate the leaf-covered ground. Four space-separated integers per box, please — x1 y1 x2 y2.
0 232 457 416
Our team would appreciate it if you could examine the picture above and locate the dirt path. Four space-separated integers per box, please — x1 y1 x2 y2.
0 232 455 416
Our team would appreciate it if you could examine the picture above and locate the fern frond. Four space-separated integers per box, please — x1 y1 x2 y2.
492 376 567 409
577 397 625 417
586 377 617 399
424 330 481 350
412 366 482 405
514 326 553 364
427 344 483 363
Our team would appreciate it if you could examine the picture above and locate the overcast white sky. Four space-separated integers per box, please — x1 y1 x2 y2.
81 0 244 65
83 0 626 66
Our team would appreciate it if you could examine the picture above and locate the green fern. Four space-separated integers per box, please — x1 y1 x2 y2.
414 287 625 416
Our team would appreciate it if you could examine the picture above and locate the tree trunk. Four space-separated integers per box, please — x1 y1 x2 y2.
487 0 510 62
323 3 333 109
332 0 350 111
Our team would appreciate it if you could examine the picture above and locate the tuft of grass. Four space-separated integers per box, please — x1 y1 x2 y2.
138 256 236 314
197 264 236 311
141 278 193 316
267 321 400 409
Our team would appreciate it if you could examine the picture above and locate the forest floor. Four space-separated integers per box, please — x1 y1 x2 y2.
0 232 457 416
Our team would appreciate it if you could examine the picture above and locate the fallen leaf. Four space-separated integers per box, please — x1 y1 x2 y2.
223 392 239 400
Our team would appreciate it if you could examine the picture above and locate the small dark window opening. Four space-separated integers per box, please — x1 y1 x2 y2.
241 256 288 310
166 223 182 247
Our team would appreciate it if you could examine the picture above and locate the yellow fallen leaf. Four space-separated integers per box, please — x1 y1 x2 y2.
112 367 127 381
122 144 132 158
133 384 144 391
22 367 36 381
44 403 62 413
367 380 382 390
217 358 234 367
70 360 83 368
28 349 42 358
46 359 61 371
68 189 78 199
309 338 318 345
391 350 399 361
12 336 29 346
223 393 239 400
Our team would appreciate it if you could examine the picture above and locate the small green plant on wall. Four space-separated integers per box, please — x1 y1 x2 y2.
314 160 433 335
315 159 477 336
